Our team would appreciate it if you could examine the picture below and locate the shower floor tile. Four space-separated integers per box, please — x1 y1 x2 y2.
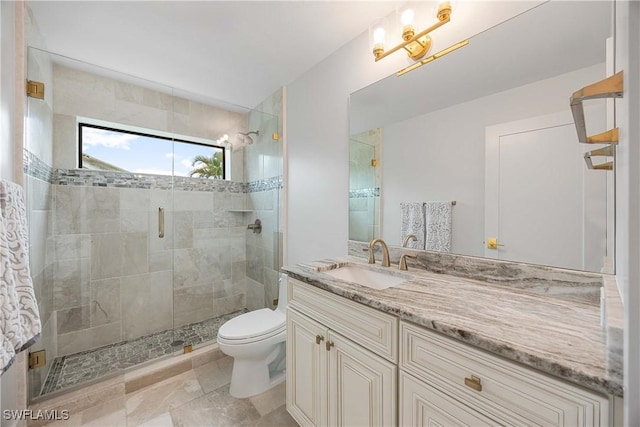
40 310 247 396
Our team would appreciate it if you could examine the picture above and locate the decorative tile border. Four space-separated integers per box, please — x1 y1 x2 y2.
246 175 283 193
24 149 282 194
349 187 380 198
52 169 247 193
23 150 54 183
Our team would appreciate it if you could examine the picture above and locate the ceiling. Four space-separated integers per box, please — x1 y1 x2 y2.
27 1 398 109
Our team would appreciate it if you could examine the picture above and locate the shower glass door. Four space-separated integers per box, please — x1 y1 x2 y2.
25 48 181 399
26 48 283 402
349 134 381 242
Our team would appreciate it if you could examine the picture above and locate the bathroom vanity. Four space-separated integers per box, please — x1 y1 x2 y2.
283 256 623 426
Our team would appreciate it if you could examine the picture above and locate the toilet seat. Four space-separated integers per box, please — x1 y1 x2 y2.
218 308 285 344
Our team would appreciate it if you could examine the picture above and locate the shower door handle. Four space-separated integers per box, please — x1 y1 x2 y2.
158 207 165 238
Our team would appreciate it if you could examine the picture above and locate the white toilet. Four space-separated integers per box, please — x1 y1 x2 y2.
217 274 288 398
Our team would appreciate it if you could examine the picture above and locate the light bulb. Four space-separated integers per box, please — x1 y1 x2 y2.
401 9 414 26
373 27 385 45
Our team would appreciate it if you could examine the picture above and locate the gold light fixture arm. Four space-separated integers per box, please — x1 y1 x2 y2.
397 39 469 77
374 9 451 62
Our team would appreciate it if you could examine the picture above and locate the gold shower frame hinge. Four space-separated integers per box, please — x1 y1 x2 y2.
29 350 46 369
26 80 45 99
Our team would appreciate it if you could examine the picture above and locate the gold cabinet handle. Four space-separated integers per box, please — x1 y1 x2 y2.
464 375 482 392
315 335 324 345
325 341 334 351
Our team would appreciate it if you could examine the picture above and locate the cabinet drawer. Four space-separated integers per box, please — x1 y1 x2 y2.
288 278 398 362
400 371 497 426
401 321 608 426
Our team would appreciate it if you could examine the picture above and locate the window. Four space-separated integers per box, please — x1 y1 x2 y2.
79 123 226 179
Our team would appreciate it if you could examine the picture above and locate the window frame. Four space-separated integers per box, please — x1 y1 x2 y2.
78 122 227 180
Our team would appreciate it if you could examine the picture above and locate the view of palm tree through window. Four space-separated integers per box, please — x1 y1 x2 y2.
79 123 226 179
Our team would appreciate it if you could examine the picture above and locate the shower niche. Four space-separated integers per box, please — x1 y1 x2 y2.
24 48 284 401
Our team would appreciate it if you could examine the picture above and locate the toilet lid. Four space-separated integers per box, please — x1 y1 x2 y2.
218 308 286 341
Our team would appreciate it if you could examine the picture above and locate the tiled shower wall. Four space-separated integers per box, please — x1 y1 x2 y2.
49 171 249 356
23 167 282 361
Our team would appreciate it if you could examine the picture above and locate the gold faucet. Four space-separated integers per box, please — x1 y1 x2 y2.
364 238 390 267
402 234 418 248
399 253 417 271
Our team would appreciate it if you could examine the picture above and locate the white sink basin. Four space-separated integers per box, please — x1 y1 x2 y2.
324 265 408 290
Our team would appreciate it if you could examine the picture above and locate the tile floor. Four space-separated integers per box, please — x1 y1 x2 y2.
41 355 298 427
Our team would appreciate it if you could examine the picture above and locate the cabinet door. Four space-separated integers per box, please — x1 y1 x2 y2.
328 331 397 427
400 372 497 427
287 308 327 427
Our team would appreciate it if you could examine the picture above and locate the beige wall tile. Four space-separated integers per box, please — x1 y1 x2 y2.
55 234 90 261
83 187 120 233
213 293 245 317
90 277 121 327
121 271 172 340
173 284 214 327
53 258 90 310
56 305 90 334
245 278 264 311
54 185 85 235
58 322 121 356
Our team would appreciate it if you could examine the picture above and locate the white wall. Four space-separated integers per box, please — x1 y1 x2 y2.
616 0 640 423
381 65 605 258
286 1 543 265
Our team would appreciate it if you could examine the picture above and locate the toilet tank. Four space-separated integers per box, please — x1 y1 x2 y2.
275 273 288 313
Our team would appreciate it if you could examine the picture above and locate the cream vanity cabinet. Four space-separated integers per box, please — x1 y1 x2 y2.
286 276 615 426
286 278 398 427
400 321 611 426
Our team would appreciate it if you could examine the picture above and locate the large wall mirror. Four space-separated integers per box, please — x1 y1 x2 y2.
349 1 615 273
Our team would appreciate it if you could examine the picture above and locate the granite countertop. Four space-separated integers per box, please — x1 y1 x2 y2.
282 256 623 397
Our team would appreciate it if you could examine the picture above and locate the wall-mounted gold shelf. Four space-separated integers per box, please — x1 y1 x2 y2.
584 144 615 171
570 71 623 144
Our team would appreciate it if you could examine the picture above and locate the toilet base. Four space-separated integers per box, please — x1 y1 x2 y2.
229 343 286 399
228 343 286 398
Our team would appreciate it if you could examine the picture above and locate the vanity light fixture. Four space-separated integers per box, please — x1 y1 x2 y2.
372 1 453 62
371 1 468 76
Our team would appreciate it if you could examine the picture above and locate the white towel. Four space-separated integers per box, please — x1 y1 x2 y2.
400 202 426 250
425 201 452 253
0 180 41 374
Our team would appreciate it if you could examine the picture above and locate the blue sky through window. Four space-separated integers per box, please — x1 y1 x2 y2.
81 125 223 177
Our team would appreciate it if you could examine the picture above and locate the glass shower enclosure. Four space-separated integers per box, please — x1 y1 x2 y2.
349 130 382 242
24 48 283 401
